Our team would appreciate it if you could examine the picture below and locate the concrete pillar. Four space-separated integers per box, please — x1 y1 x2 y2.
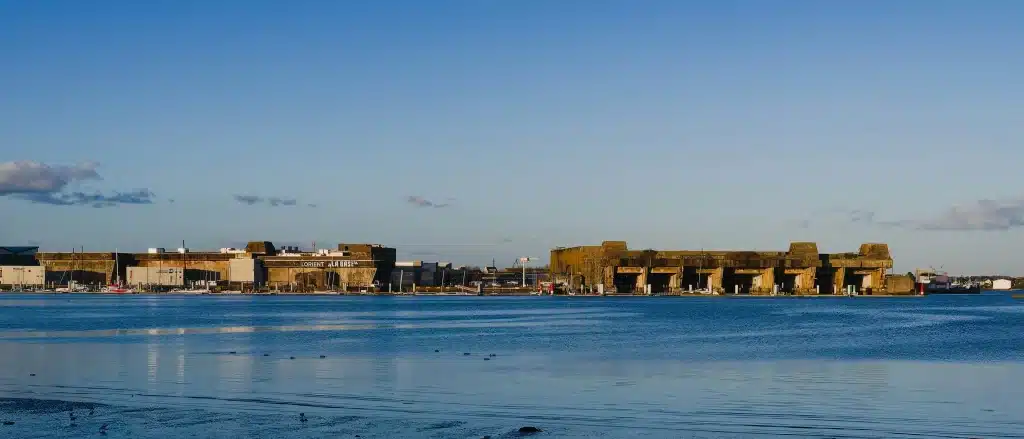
833 267 846 295
603 267 615 290
710 267 723 292
793 268 816 294
759 268 775 295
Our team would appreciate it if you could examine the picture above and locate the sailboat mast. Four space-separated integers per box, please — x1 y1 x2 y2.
698 248 703 291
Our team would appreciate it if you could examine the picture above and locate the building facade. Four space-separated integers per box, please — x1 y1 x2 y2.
262 243 396 290
992 279 1012 290
35 252 131 286
551 241 896 295
0 265 45 287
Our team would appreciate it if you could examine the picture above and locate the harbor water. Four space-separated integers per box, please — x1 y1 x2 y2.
0 293 1022 438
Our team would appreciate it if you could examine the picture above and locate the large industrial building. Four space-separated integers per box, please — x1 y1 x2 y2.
4 239 905 295
550 241 899 295
19 241 396 291
34 251 132 286
0 247 43 287
262 242 396 290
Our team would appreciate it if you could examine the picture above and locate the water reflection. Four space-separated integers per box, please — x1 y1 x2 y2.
0 294 1020 438
0 318 622 340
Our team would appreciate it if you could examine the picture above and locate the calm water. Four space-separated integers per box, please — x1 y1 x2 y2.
0 293 1021 438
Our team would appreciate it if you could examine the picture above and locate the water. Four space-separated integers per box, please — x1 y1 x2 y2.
0 293 1021 438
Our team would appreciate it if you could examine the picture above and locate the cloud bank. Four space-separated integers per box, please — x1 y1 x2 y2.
232 194 311 207
0 161 100 195
406 196 451 208
875 199 1024 231
0 161 155 208
804 199 1024 231
19 189 156 208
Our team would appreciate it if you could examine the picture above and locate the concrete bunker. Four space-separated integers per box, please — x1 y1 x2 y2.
680 267 715 292
842 269 876 294
723 268 769 295
613 266 644 294
647 267 679 294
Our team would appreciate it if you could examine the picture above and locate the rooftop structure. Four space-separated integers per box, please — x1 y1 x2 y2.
0 246 40 267
0 246 38 256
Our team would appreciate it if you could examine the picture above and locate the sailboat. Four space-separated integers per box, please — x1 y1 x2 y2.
692 248 715 295
55 247 89 293
102 249 135 294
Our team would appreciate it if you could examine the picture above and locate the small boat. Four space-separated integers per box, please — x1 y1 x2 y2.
167 288 209 294
101 285 135 294
55 284 88 293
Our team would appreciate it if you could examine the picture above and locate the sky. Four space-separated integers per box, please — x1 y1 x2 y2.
2 0 1024 273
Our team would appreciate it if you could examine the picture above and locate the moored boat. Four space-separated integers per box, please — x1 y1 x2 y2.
915 269 982 295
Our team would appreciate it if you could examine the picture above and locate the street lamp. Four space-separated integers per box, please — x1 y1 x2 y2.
518 257 537 287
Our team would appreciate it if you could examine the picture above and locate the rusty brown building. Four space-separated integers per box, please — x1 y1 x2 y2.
132 251 236 284
35 250 225 287
262 242 396 290
35 252 134 286
550 241 896 295
35 241 396 290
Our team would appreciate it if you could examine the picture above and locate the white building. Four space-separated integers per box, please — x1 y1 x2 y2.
0 266 45 286
992 279 1012 290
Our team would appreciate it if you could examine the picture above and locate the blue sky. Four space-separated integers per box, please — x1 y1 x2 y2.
2 0 1024 273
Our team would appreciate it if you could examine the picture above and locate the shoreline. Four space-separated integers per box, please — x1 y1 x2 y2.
0 291 937 298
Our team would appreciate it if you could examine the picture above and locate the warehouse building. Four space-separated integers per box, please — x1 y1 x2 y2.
126 266 186 286
0 246 43 288
229 257 265 288
992 278 1013 290
551 241 895 295
389 261 458 290
132 247 234 286
33 241 394 291
0 265 45 287
262 242 396 290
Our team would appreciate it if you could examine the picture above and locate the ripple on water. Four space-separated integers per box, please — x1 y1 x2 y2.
0 294 1021 438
